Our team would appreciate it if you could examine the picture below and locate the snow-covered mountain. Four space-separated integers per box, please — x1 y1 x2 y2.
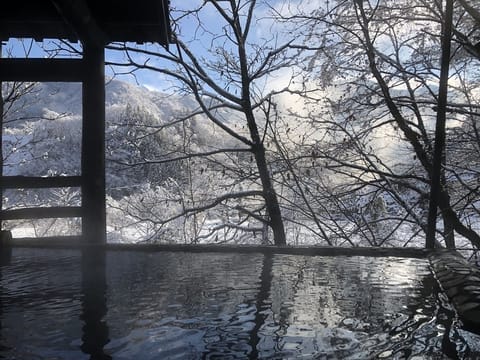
2 79 218 241
5 79 194 126
3 80 182 177
1 79 445 248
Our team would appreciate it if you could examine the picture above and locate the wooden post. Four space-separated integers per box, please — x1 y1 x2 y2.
82 43 106 243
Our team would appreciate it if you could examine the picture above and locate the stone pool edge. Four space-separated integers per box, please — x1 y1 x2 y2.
428 249 480 334
4 236 431 258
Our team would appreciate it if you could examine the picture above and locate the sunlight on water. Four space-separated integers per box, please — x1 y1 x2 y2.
0 248 479 359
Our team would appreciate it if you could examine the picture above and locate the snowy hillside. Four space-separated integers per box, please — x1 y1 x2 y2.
2 79 471 250
2 79 259 243
2 80 205 240
5 80 191 126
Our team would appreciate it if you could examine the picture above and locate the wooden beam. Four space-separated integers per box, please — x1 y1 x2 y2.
0 58 84 82
50 0 108 46
81 43 106 243
0 176 81 189
0 206 82 220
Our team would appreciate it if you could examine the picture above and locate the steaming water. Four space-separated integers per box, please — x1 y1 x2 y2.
0 248 478 359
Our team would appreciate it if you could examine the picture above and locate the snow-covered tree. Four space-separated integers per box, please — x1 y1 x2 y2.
279 0 480 249
106 0 313 245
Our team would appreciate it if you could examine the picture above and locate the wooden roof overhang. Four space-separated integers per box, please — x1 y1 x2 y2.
0 0 171 45
0 1 171 243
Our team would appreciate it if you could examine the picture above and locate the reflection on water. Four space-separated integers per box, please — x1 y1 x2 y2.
81 249 111 360
0 248 478 359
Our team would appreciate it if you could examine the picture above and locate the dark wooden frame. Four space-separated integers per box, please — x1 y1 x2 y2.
0 0 170 243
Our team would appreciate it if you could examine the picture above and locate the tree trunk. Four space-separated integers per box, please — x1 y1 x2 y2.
251 142 287 246
442 212 455 249
440 173 455 248
356 0 480 249
233 8 287 246
426 0 454 248
438 188 480 248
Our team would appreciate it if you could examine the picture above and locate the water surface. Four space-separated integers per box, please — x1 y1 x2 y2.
0 248 478 359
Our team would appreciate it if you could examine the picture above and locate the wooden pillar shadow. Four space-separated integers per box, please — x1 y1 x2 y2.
81 247 111 359
0 235 11 354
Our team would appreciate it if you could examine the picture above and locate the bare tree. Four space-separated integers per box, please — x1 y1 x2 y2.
106 0 308 245
278 0 480 248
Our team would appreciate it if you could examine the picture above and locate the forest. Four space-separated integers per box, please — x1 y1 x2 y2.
1 0 480 250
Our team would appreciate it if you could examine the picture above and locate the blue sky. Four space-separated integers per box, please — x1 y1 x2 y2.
1 0 229 91
2 37 168 90
2 0 290 92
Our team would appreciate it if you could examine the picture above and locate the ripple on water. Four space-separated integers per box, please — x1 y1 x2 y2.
0 249 479 359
